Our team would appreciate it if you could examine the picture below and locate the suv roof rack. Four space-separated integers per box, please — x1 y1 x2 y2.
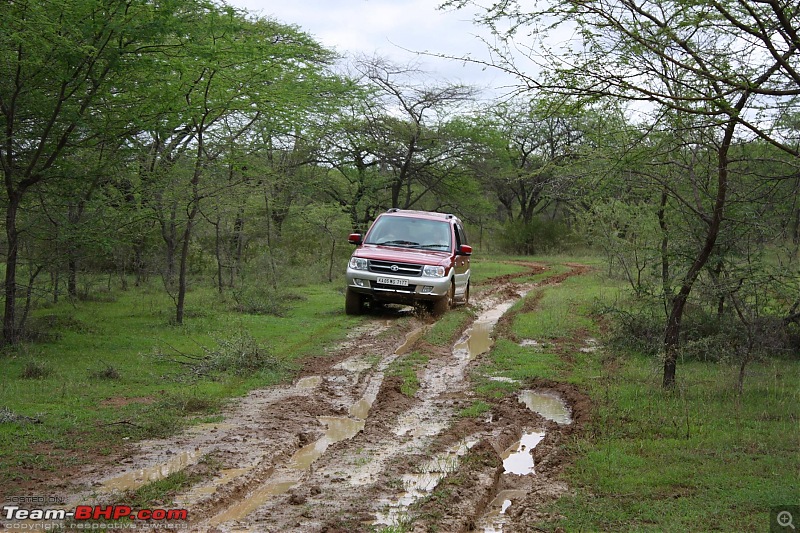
384 208 458 220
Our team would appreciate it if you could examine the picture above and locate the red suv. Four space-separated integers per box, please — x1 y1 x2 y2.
345 209 472 315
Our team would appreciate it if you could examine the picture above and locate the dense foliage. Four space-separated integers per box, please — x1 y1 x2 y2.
2 0 799 388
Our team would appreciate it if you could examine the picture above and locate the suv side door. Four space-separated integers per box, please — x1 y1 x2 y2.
453 223 470 297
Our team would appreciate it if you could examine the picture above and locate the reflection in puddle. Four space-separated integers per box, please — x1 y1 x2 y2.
349 397 372 419
395 325 428 355
209 411 369 526
295 376 322 389
290 416 365 470
501 431 545 475
101 450 200 492
208 479 297 526
176 467 252 506
454 302 515 360
393 407 450 438
375 439 478 527
519 391 573 425
478 490 527 533
334 357 374 373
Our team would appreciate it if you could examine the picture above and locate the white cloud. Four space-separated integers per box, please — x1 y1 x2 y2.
226 0 518 95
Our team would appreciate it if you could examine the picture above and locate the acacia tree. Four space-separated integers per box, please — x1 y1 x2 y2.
353 56 479 210
0 0 191 344
448 0 800 387
111 5 345 324
467 97 593 223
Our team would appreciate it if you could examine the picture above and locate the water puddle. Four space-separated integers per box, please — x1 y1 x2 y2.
349 397 372 419
488 376 518 383
208 478 296 526
207 376 380 527
175 466 252 506
519 390 573 425
454 302 515 360
501 431 545 475
395 325 428 355
334 356 374 373
295 376 322 389
100 450 200 492
375 438 478 526
290 416 366 469
207 414 366 526
477 490 528 532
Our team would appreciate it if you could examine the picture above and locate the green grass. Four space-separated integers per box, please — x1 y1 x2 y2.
471 257 800 532
2 255 798 533
469 258 532 284
0 280 361 491
552 357 800 532
424 308 473 346
387 350 429 397
458 400 491 418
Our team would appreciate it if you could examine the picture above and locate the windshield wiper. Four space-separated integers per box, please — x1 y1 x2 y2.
375 240 420 246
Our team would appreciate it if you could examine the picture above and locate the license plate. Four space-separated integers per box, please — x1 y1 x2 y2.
377 277 409 287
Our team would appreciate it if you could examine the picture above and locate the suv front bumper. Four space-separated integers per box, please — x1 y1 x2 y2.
346 268 451 303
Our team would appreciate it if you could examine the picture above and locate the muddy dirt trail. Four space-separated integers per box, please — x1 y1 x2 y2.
64 262 592 532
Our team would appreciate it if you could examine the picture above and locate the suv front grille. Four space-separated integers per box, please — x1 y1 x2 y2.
368 259 423 277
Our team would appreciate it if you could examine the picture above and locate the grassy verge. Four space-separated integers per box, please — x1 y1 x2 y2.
557 357 799 531
473 258 800 531
0 281 360 493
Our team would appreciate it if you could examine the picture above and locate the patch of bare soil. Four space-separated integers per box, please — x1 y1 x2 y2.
40 262 593 533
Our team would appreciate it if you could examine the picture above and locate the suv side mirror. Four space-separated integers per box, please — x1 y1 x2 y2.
348 233 363 245
457 244 472 256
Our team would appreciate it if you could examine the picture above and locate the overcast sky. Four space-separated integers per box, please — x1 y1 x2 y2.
224 0 521 97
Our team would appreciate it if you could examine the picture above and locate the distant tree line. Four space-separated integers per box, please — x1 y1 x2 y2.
3 0 800 391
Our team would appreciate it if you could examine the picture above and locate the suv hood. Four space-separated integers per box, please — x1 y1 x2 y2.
353 244 451 266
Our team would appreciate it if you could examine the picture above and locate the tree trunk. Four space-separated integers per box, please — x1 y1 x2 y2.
68 259 78 299
175 216 194 325
663 291 688 388
175 144 203 325
214 216 223 294
662 128 732 388
3 194 21 344
231 209 245 287
67 203 82 298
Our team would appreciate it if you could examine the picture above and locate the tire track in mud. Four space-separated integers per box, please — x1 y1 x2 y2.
64 262 592 532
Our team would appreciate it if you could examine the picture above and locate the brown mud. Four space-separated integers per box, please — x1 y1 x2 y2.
26 262 593 532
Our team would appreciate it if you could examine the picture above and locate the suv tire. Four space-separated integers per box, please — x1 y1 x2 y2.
345 288 363 315
431 281 455 317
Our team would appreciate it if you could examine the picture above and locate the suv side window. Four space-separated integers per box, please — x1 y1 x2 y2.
455 224 468 247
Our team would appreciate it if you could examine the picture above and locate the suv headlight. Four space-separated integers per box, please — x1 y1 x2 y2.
349 257 368 270
422 265 446 277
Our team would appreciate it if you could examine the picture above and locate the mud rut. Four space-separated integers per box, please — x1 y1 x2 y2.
67 262 593 532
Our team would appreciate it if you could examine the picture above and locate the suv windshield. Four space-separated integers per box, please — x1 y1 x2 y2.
364 216 452 250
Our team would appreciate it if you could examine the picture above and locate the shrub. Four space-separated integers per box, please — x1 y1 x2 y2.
20 360 51 379
202 332 281 376
89 363 122 380
497 218 579 255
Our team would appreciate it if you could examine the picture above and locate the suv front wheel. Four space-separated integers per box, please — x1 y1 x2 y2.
345 288 364 315
430 281 455 316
